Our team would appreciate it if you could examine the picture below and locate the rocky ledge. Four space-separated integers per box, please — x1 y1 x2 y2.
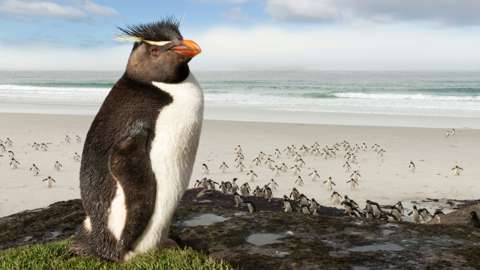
1 189 480 270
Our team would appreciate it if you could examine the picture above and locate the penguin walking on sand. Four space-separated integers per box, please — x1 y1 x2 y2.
40 143 49 152
219 162 229 173
76 135 82 143
72 20 203 261
251 157 262 167
5 137 13 147
30 164 40 176
9 158 20 169
201 163 210 175
42 176 56 188
65 135 71 144
234 144 242 154
7 150 15 159
32 142 40 151
246 170 258 182
54 161 63 171
290 164 302 176
0 143 6 153
294 176 304 186
73 152 81 162
274 148 281 159
409 161 416 172
309 170 320 181
445 128 456 137
451 165 463 176
342 161 351 172
268 179 279 191
346 178 359 190
235 161 246 172
323 177 336 191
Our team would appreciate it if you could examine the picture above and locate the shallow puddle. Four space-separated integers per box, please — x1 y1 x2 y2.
246 233 287 246
182 213 229 227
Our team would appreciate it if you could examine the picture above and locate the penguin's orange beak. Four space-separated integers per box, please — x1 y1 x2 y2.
173 40 201 58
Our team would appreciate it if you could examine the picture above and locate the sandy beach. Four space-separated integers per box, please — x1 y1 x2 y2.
0 113 479 218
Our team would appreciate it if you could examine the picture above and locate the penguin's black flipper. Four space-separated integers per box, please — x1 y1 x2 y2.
107 120 157 259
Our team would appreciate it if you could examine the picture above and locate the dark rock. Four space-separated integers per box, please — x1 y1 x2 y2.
1 189 480 270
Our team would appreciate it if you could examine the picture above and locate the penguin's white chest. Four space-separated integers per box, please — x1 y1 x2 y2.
132 73 204 254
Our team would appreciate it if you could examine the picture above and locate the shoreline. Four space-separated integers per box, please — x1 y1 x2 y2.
0 112 479 218
0 108 479 130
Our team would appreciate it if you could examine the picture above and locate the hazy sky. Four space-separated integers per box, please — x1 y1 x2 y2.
0 0 479 71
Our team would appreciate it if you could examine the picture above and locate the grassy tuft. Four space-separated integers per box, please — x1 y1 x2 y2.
0 240 235 270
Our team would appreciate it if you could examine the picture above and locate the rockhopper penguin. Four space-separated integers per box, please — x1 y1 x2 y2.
72 19 203 261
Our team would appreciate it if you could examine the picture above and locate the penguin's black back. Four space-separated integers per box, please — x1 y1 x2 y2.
77 74 173 260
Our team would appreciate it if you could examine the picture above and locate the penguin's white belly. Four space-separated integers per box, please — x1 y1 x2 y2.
131 74 204 255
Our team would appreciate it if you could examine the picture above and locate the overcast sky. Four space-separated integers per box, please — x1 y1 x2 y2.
0 0 479 71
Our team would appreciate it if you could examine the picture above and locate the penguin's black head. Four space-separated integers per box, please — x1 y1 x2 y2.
120 19 202 84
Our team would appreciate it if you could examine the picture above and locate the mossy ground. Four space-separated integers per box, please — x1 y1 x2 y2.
0 240 234 270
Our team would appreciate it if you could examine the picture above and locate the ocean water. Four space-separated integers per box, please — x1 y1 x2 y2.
0 71 479 127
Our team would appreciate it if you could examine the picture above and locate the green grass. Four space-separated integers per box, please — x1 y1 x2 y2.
0 240 235 270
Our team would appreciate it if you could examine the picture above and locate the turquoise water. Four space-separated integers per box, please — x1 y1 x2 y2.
0 71 479 118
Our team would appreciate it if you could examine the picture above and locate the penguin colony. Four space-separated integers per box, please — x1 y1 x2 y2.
0 135 82 188
194 130 469 225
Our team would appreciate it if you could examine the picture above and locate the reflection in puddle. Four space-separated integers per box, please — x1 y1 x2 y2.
182 213 229 227
349 243 404 252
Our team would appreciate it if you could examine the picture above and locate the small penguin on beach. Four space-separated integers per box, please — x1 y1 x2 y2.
346 178 359 190
246 170 258 182
445 128 456 137
268 178 279 191
451 165 464 176
201 163 210 175
65 135 71 144
42 176 56 188
72 20 203 261
9 157 20 169
73 152 81 162
409 161 416 173
323 177 336 191
295 176 304 186
30 164 40 176
219 161 229 173
308 170 320 181
5 137 13 147
54 161 63 171
235 161 246 172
